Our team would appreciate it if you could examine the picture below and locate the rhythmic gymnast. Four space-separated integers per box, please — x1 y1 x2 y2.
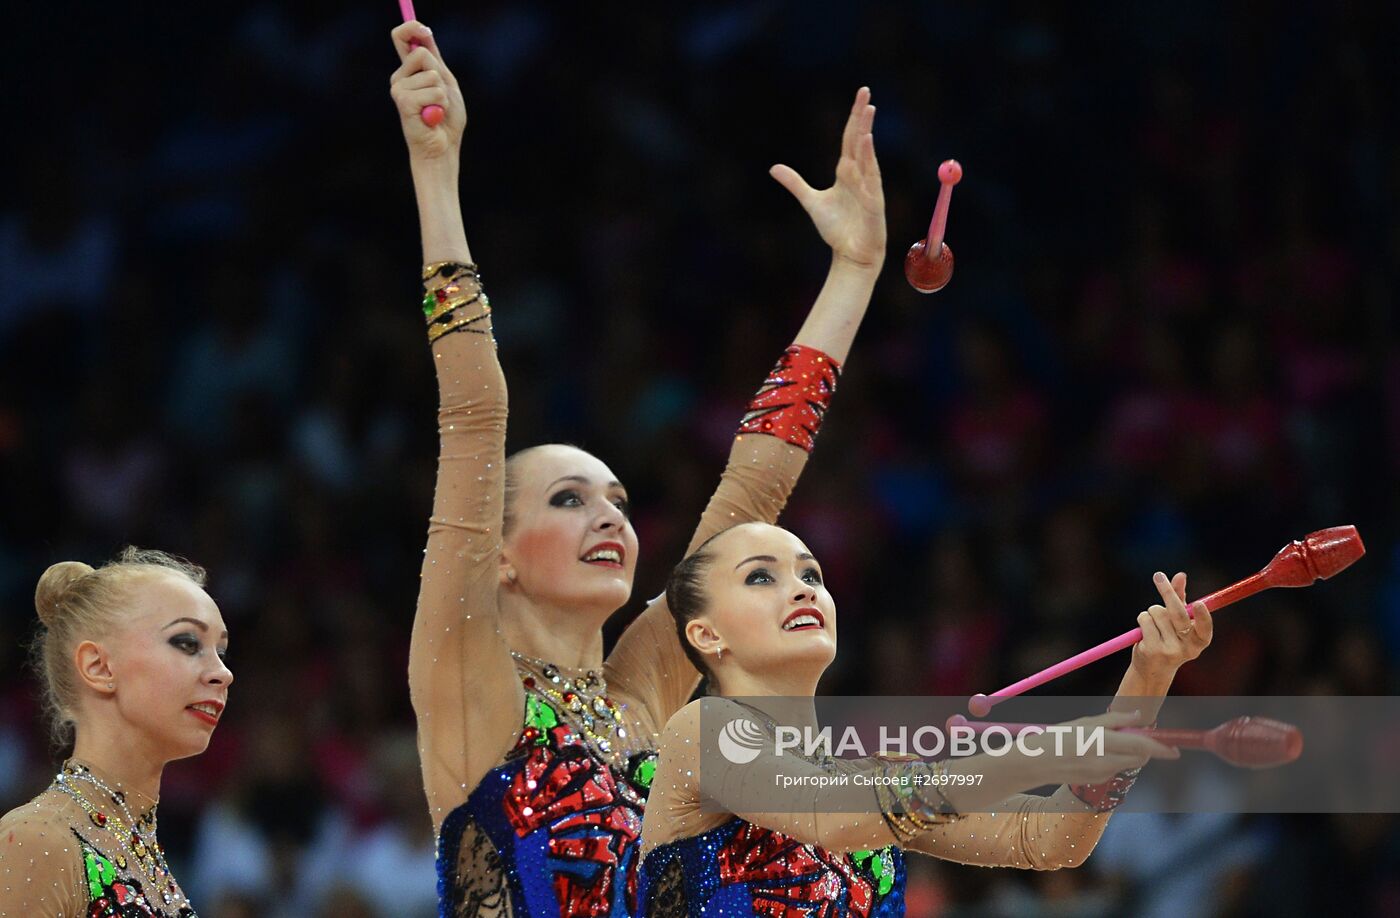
0 549 231 917
389 18 888 917
638 523 1212 917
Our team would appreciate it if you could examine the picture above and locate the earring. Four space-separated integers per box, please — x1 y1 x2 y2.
107 682 115 690
715 647 724 662
507 570 517 583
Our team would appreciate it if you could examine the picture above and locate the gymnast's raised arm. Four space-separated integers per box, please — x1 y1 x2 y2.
391 20 522 829
606 88 889 730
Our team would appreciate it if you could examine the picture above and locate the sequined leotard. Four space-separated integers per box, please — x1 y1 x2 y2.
639 819 906 918
639 701 1116 918
434 662 659 917
0 760 196 918
413 268 831 918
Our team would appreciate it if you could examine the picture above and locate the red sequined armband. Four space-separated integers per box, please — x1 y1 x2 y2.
1070 765 1142 812
736 345 841 452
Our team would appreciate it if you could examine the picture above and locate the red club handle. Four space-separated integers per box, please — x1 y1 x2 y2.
1141 716 1303 767
946 715 1303 769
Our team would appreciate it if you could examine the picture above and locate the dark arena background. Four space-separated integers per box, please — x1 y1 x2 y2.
3 2 1398 915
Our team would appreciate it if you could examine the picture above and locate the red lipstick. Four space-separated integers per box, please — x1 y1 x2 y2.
581 541 626 569
781 608 825 631
186 700 225 727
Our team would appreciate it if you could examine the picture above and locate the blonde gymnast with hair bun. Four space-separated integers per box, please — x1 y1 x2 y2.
0 548 231 917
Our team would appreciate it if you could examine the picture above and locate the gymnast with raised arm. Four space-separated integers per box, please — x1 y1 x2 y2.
389 19 888 917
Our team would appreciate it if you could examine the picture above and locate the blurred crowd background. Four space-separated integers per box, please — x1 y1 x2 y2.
4 2 1399 915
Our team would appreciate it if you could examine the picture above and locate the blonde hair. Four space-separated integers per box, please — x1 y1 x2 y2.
31 547 207 748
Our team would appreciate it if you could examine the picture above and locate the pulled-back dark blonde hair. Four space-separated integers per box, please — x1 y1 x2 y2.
665 526 741 682
31 547 207 749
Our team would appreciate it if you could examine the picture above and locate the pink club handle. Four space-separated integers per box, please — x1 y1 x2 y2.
903 159 962 293
948 714 1180 743
925 159 962 253
969 583 1241 717
969 526 1365 717
399 0 445 127
969 633 1145 715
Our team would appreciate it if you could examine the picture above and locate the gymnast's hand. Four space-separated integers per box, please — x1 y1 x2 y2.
770 87 887 272
941 708 1180 812
390 21 467 162
1130 571 1214 683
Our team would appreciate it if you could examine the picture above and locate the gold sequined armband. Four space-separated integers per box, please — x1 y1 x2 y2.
420 262 491 343
422 261 479 283
874 760 962 843
427 306 492 342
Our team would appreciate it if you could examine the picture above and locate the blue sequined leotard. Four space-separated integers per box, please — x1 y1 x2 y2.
638 818 905 918
436 679 658 918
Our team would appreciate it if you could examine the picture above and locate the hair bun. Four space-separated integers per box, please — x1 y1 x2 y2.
35 562 95 627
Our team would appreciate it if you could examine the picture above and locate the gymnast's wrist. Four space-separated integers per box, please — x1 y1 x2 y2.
1125 657 1179 694
921 753 1027 815
830 250 883 279
874 759 962 842
410 153 460 187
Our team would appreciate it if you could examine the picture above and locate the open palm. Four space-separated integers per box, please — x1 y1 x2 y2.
770 87 887 270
